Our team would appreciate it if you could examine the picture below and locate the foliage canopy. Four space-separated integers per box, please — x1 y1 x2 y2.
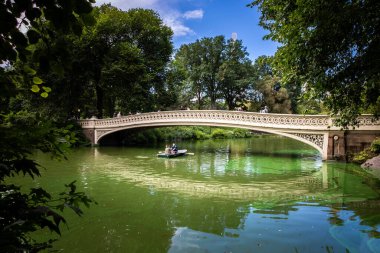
173 36 253 110
1 1 96 252
249 0 380 127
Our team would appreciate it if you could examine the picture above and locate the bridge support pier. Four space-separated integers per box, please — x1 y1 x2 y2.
327 131 380 161
327 131 346 160
82 128 96 146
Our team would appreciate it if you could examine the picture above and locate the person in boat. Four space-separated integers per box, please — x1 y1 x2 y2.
165 145 171 154
171 143 178 154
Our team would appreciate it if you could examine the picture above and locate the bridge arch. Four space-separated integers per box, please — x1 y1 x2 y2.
96 123 324 156
79 110 379 161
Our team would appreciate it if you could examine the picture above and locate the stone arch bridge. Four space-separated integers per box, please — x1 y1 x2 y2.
78 110 380 160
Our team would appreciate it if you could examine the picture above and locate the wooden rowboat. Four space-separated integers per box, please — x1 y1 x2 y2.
157 149 187 158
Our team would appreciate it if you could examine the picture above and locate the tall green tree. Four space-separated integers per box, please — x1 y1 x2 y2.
1 0 96 252
201 36 226 109
22 5 173 119
164 59 188 110
251 55 274 80
257 77 292 113
251 55 299 113
174 43 206 109
217 39 252 110
175 36 226 109
175 36 254 110
249 0 380 126
77 5 173 117
246 55 294 113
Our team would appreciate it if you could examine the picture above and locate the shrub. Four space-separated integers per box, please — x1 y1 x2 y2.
352 138 380 163
233 128 250 138
194 130 209 139
352 149 373 164
370 138 380 153
211 129 229 139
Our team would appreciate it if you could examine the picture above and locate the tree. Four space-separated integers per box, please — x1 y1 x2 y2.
175 36 226 109
163 59 189 110
249 0 380 127
246 55 293 113
200 36 226 109
256 77 292 113
21 5 173 119
251 55 274 80
174 43 207 109
76 5 173 117
217 39 252 110
1 1 96 251
175 36 254 110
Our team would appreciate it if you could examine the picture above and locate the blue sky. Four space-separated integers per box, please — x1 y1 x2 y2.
95 0 279 60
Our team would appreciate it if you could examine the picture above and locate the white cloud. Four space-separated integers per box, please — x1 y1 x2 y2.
183 9 204 20
94 0 202 37
164 15 194 36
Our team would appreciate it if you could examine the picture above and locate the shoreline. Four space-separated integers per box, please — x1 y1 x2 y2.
361 155 380 179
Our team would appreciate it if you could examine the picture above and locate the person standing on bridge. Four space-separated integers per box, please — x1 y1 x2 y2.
260 106 269 113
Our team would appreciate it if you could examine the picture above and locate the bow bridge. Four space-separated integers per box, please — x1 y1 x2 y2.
78 110 380 160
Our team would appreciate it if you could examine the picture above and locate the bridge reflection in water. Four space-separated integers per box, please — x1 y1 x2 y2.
42 141 380 253
79 145 380 253
89 146 378 205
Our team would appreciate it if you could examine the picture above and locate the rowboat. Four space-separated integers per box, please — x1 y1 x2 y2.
157 149 187 158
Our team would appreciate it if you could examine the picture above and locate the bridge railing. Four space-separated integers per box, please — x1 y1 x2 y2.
78 110 379 131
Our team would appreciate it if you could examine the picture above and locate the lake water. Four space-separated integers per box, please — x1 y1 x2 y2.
26 136 380 252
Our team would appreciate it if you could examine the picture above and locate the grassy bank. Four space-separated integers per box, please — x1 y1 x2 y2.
120 126 253 145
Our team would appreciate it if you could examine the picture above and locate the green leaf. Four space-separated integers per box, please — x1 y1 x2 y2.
24 65 37 75
25 44 36 51
41 92 49 98
31 85 40 93
81 13 96 26
33 76 43 84
42 86 52 93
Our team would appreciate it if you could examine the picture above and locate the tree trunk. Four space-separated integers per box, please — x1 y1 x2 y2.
196 91 202 110
95 84 104 118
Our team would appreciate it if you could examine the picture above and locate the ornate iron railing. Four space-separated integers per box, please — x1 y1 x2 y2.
78 110 379 131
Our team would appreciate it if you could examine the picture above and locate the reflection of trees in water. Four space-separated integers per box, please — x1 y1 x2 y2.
329 200 380 239
164 197 380 252
111 187 176 252
323 163 380 243
87 143 380 248
108 167 380 248
253 205 298 217
185 143 319 183
35 142 380 252
167 197 250 235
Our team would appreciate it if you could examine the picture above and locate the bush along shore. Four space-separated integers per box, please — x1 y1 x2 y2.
352 138 380 164
352 138 380 177
118 126 254 146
